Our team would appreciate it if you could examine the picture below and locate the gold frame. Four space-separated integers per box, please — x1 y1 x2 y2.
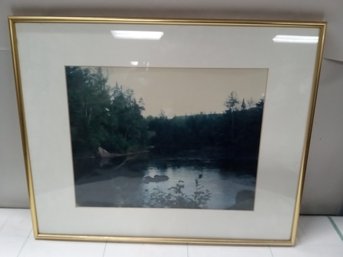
8 16 326 246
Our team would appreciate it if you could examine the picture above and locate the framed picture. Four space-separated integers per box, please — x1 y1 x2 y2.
9 16 326 245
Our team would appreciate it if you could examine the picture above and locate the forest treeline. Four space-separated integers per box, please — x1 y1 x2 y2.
66 66 264 161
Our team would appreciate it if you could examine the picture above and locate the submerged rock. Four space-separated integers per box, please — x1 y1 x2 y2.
143 175 169 183
228 190 255 210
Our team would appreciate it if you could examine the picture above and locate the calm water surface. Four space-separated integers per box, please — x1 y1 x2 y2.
74 153 256 210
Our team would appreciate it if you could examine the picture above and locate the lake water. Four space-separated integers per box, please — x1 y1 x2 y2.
74 153 257 210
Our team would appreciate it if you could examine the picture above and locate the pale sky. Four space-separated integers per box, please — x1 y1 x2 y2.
103 67 268 118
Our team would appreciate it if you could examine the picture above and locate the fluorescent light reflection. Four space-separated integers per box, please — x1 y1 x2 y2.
111 30 164 40
273 35 318 44
130 61 139 66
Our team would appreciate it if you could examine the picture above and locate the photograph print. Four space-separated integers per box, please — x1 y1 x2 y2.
65 66 268 210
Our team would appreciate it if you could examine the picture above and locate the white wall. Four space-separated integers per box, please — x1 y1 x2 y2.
301 59 343 215
0 0 343 214
0 50 28 207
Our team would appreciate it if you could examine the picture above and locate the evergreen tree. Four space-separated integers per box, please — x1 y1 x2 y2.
66 66 112 154
66 66 148 155
241 98 246 110
225 91 239 112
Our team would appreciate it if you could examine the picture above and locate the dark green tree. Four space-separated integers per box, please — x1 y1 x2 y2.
241 98 246 110
225 91 239 112
224 91 240 142
104 84 148 153
256 97 265 109
66 66 148 156
66 66 112 154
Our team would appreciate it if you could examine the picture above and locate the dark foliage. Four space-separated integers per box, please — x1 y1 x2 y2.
66 66 264 164
66 66 148 156
147 106 264 161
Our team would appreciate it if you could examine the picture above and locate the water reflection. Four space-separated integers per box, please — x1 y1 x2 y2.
74 153 256 210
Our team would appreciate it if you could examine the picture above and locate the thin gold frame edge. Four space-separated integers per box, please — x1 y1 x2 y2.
35 232 294 246
8 17 40 239
9 15 326 246
8 15 326 28
289 20 327 246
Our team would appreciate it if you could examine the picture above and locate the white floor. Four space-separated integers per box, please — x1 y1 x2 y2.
0 208 342 257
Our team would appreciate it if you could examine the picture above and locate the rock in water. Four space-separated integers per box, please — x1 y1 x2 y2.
143 175 169 183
